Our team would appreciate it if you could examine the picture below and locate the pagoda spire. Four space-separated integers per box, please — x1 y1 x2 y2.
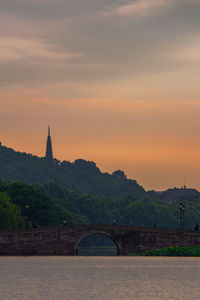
45 126 53 160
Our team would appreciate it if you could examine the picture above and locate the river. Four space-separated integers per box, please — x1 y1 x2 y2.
0 256 199 300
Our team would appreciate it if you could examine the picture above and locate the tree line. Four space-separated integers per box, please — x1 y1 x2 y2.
0 179 200 231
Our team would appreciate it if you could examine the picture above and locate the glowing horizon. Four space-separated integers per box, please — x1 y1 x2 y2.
1 97 200 191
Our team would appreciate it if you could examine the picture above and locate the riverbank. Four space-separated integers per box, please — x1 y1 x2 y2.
131 245 200 256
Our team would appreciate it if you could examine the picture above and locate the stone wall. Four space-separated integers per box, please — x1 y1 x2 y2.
0 225 200 255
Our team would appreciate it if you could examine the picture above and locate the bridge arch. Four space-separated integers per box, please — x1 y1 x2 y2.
74 231 121 255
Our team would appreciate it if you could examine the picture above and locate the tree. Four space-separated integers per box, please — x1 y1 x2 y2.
0 192 25 230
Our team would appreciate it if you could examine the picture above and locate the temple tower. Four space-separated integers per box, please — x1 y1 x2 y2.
45 126 53 160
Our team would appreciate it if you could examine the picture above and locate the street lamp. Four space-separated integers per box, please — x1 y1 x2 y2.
25 204 30 229
179 203 185 233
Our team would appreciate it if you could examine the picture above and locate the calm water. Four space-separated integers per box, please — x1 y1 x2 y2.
0 256 200 300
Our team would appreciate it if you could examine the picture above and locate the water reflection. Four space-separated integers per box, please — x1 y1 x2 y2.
0 256 200 300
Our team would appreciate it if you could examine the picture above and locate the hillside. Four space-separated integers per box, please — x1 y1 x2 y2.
0 142 145 199
158 188 200 203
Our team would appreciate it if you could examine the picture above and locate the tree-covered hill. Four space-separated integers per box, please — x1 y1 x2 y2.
0 179 200 231
0 143 145 199
158 187 200 203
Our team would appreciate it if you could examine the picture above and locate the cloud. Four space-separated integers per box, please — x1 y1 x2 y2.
5 0 61 3
114 0 172 17
175 44 200 61
113 0 200 17
0 37 83 63
0 0 200 96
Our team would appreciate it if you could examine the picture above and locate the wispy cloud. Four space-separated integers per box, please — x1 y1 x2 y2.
0 37 83 63
113 0 200 18
114 0 172 17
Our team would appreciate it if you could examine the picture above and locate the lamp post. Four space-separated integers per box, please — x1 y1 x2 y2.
179 203 185 233
25 204 30 229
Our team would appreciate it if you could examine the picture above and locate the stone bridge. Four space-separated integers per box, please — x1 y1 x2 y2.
0 225 200 255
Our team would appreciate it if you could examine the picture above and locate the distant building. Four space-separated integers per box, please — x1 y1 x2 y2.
45 126 53 160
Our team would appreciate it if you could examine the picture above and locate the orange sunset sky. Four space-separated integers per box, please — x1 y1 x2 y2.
1 0 200 191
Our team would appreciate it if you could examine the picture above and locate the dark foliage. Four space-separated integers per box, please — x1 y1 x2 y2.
0 144 145 199
0 144 200 232
0 179 85 229
0 178 200 231
134 246 200 256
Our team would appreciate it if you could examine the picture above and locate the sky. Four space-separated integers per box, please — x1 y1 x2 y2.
0 0 200 191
